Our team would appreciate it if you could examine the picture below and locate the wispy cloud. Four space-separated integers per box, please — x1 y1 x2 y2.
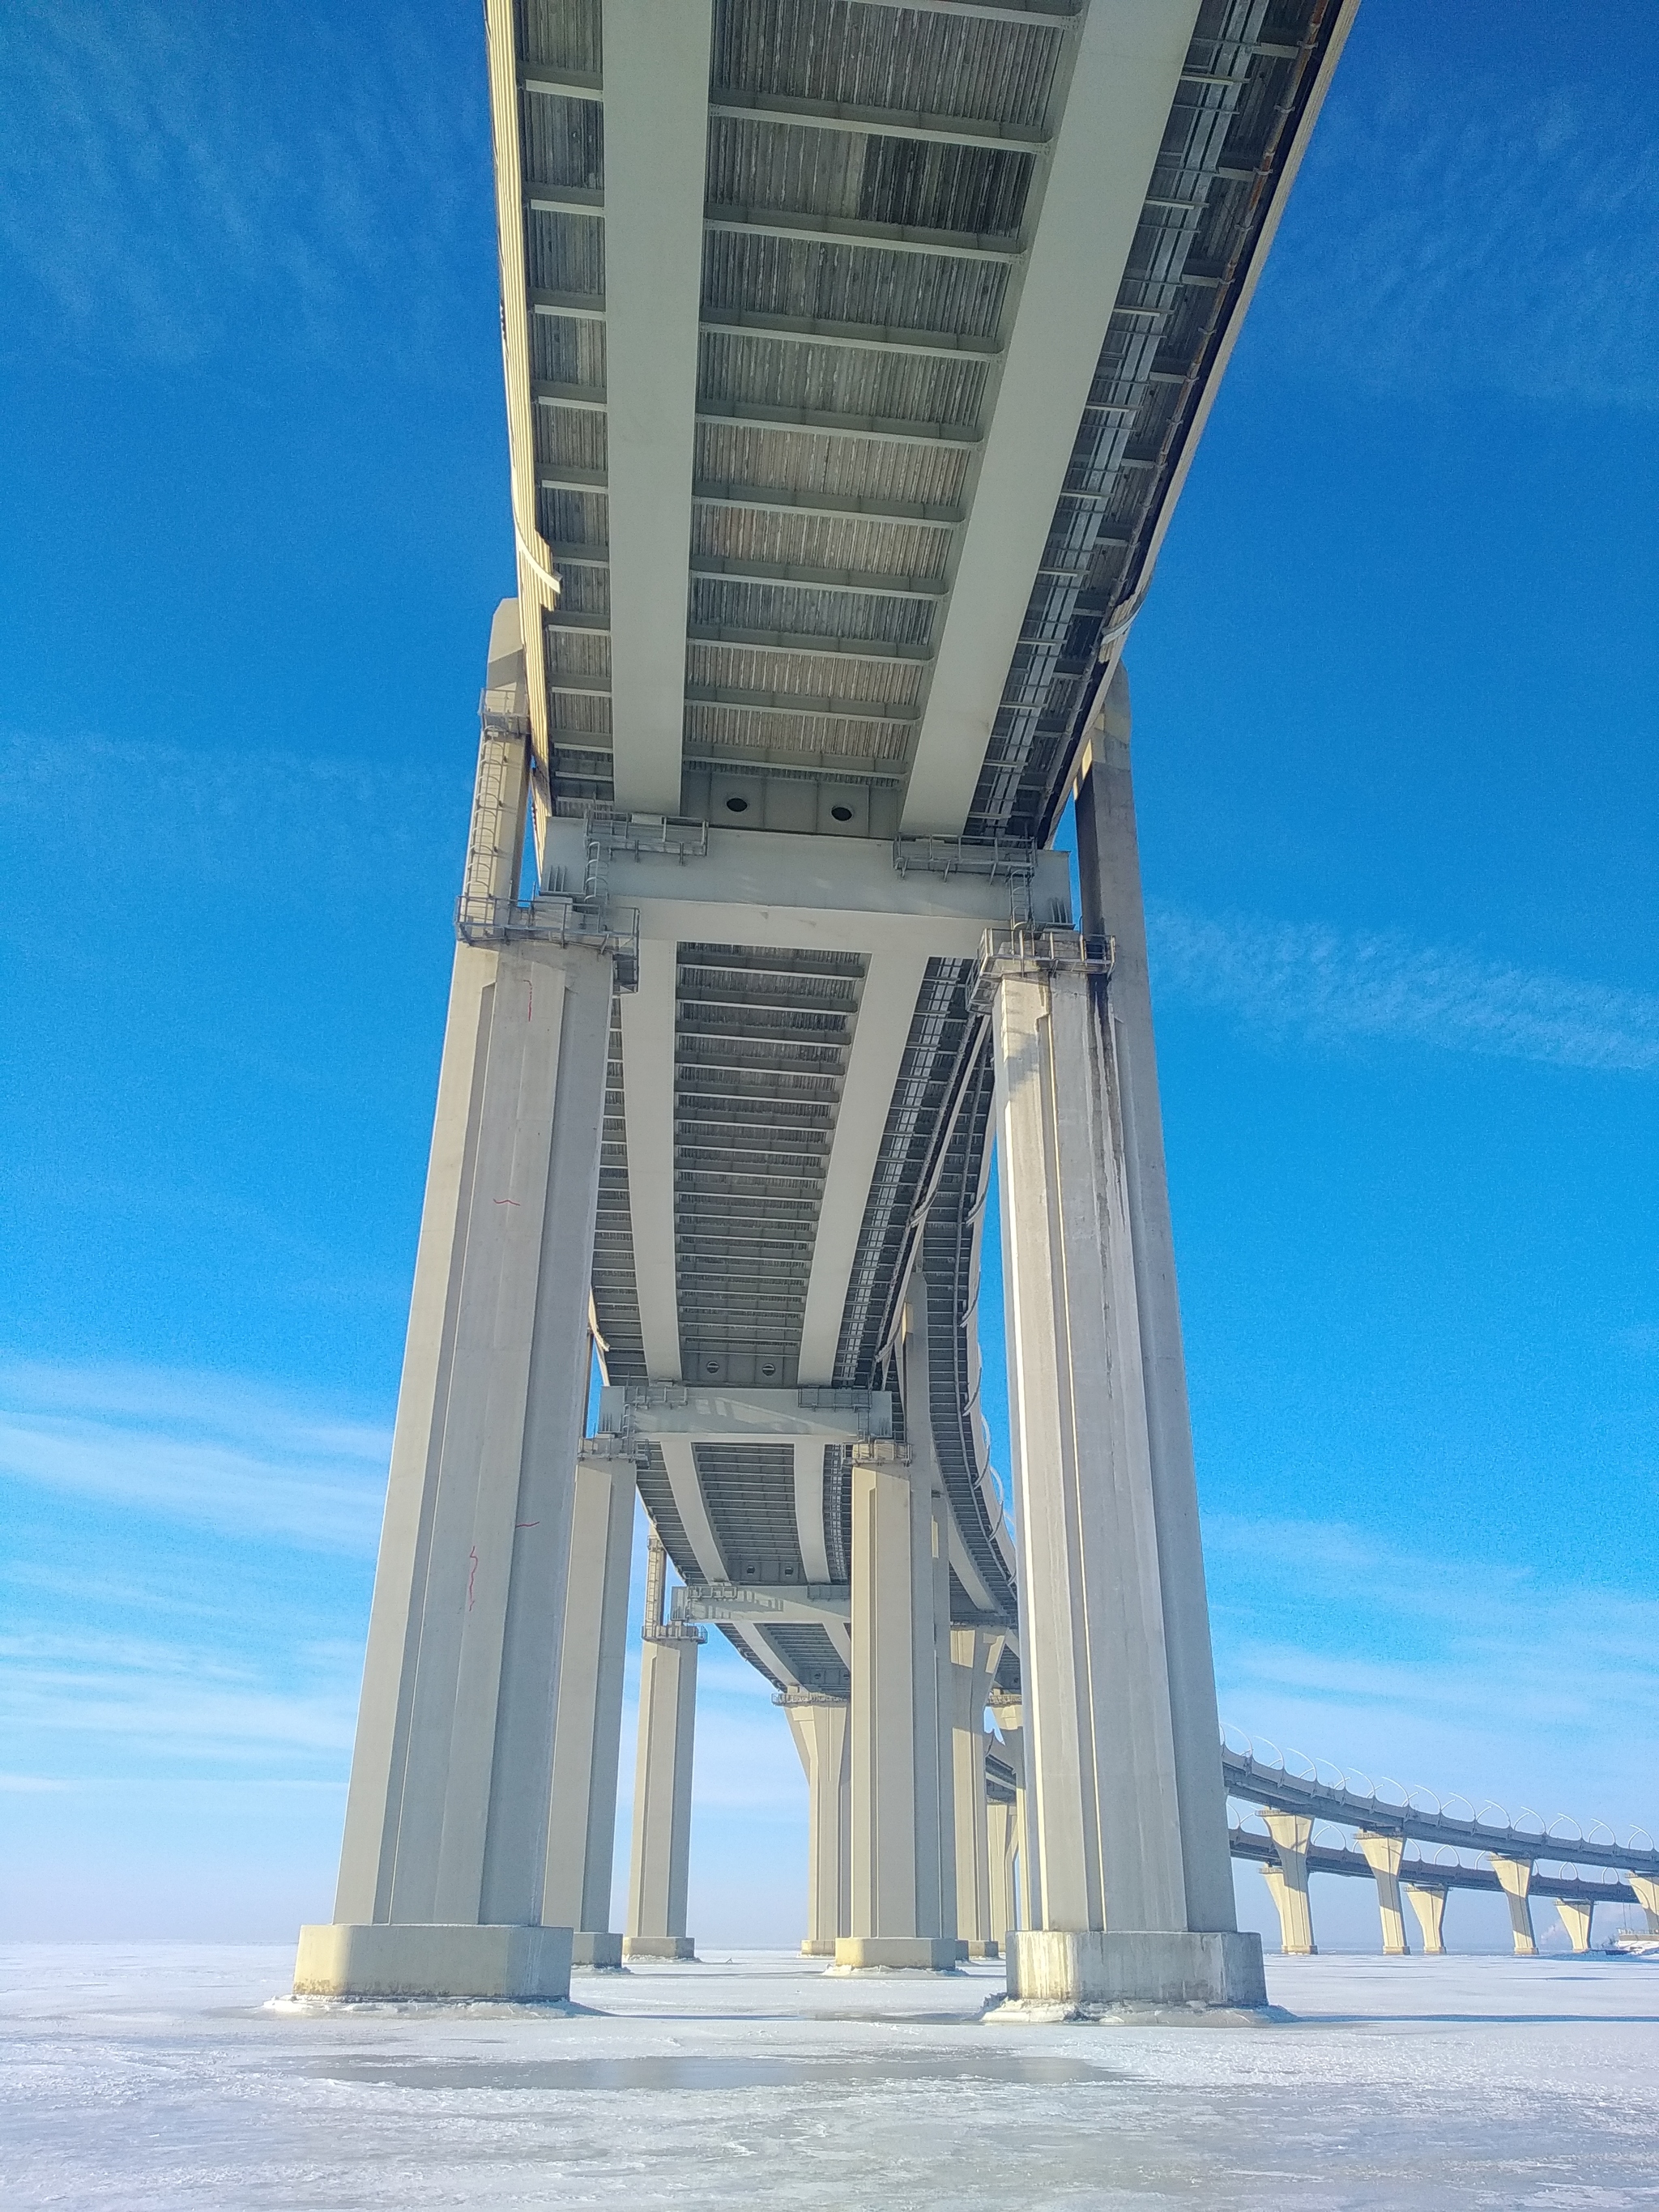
1207 1515 1659 1836
1149 906 1659 1074
0 0 492 370
0 1625 359 1766
0 1358 389 1552
1253 65 1659 411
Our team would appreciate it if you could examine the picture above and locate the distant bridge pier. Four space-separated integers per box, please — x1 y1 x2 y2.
1491 1856 1537 1957
836 1413 958 1973
988 1691 1028 1946
987 1794 1017 1954
951 1629 1006 1960
1356 1831 1410 1956
295 633 612 2003
1404 1881 1449 1954
1555 1898 1596 1954
1630 1874 1659 1937
625 1531 701 1962
543 1450 636 1968
985 704 1265 2016
1260 1814 1318 1955
781 1691 850 1959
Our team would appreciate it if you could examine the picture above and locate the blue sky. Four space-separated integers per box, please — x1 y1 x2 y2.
2 0 1656 1954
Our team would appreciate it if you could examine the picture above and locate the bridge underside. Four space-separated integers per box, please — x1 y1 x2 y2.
297 0 1371 2008
502 0 1356 1703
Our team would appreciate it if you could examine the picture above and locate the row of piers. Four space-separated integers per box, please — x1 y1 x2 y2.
1252 1817 1659 1957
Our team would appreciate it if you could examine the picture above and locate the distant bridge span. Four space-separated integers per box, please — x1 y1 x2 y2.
284 1 1653 2013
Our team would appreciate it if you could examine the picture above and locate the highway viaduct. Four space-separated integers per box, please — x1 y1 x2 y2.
290 0 1654 2010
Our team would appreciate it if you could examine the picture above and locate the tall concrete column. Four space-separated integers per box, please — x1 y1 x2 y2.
1073 674 1239 1946
1260 1813 1316 1955
1628 1873 1659 1937
1555 1898 1594 1954
987 1796 1016 1949
984 869 1263 2004
542 1451 636 1967
952 1627 1005 1958
625 1530 702 1960
837 1430 957 1971
782 1691 851 1957
1356 1831 1409 1955
1491 1856 1537 1956
988 1689 1029 1935
296 653 612 2003
1404 1881 1448 1954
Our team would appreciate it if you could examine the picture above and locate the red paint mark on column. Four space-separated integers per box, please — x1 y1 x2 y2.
493 1197 519 1206
515 1520 540 1531
467 1546 479 1611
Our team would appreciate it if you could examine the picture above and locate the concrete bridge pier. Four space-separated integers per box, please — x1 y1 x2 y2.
625 1531 702 1961
1260 1814 1318 1955
1356 1831 1410 1955
985 700 1265 2016
1555 1899 1595 1954
294 652 612 2002
1491 1856 1537 1956
987 1795 1017 1950
1629 1873 1659 1937
782 1691 850 1958
1403 1881 1449 1954
952 1629 1005 1959
835 1420 957 1972
541 1451 636 1967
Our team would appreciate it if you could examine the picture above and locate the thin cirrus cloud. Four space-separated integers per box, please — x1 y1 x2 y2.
1252 66 1659 412
1148 906 1659 1075
1205 1515 1659 1835
0 0 490 369
0 1358 390 1554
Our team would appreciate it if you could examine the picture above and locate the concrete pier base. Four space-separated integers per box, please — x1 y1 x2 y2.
1555 1899 1594 1954
569 1932 624 1970
292 1923 572 2002
996 1929 1268 2017
622 1935 697 1961
830 1935 959 1972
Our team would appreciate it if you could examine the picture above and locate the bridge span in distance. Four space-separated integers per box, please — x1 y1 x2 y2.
289 0 1650 2011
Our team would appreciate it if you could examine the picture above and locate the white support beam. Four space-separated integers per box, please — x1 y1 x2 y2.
618 938 682 1380
799 953 931 1382
795 1442 833 1584
602 0 712 812
657 1437 728 1587
536 821 1072 963
900 0 1204 834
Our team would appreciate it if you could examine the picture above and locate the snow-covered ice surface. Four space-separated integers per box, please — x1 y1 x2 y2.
4 1945 1657 2209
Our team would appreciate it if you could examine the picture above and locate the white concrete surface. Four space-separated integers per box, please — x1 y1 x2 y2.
6 1946 1657 2208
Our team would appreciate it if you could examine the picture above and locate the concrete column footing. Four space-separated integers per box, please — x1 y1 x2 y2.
1000 1929 1268 2012
622 1935 697 1961
570 1932 625 1970
800 1940 838 1957
829 1936 960 1972
292 1924 573 2001
964 1940 1000 1959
